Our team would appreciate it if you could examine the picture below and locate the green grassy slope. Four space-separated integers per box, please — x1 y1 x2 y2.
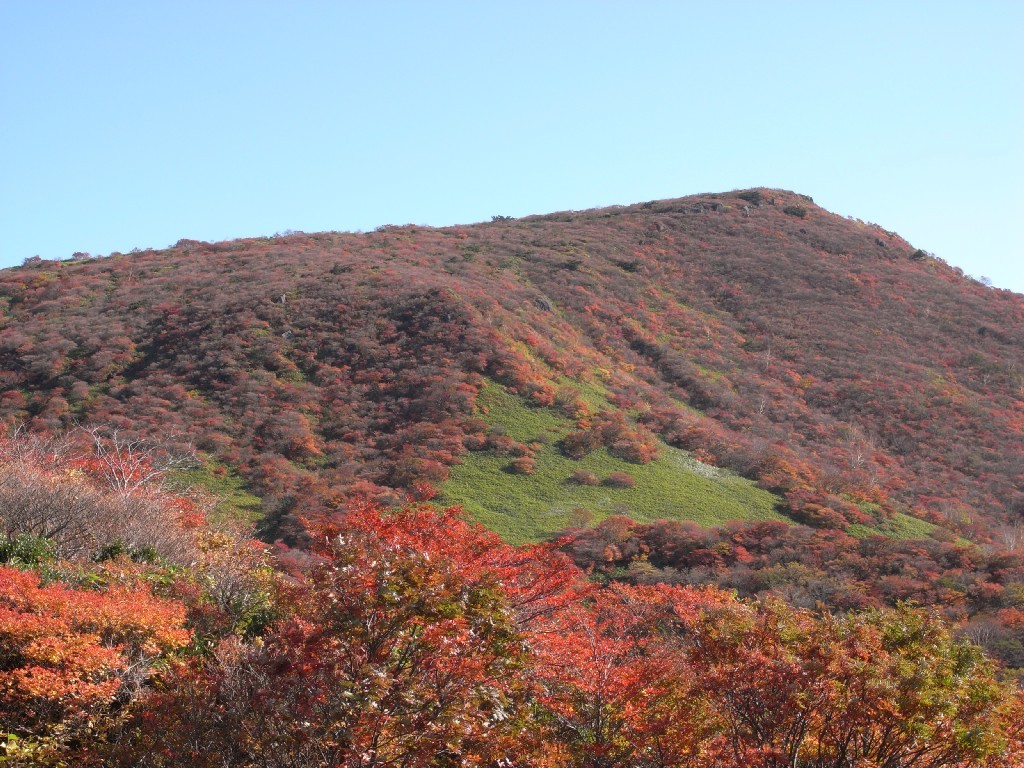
846 513 939 540
170 460 264 525
441 381 785 544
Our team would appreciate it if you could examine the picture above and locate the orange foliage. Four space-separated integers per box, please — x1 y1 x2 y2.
0 566 190 735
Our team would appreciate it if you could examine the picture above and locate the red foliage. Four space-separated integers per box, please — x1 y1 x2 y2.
507 456 537 475
0 566 189 738
2 191 1020 543
2 499 1007 766
604 470 637 488
5 194 1024 761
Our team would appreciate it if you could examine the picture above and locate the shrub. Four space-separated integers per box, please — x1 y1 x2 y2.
608 439 658 465
507 457 537 475
487 434 531 457
0 532 55 565
0 566 190 752
524 382 555 407
570 469 600 486
553 387 590 420
561 430 601 460
783 205 808 219
0 463 197 563
604 472 636 489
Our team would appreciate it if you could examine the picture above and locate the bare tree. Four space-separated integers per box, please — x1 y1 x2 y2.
0 465 102 558
0 424 74 471
0 463 200 563
996 520 1023 551
0 428 201 563
80 426 198 498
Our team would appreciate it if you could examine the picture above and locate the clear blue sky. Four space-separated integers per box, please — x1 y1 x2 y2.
2 2 1022 291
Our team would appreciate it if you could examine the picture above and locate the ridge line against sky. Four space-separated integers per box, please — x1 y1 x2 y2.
1 2 1022 291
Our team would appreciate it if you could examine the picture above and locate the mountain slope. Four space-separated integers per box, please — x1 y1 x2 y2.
1 189 1022 545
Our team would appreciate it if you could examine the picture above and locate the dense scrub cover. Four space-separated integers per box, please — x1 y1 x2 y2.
4 486 1021 766
1 189 1022 543
0 386 1021 762
3 190 1024 762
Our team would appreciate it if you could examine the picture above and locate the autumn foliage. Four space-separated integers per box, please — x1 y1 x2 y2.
87 502 1023 767
0 462 1020 766
0 567 189 730
0 189 1022 544
2 191 1024 764
0 434 273 764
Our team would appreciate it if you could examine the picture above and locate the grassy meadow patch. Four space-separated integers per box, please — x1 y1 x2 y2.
442 381 786 544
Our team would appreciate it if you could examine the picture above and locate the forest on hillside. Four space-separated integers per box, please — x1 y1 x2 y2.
3 190 1024 764
1 190 1022 539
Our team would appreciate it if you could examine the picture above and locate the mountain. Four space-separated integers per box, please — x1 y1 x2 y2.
2 188 1021 546
5 189 1024 765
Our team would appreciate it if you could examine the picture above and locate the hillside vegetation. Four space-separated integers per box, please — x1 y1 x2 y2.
4 190 1024 765
1 188 1021 548
0 436 1021 766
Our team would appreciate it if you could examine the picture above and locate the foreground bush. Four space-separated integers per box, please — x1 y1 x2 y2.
110 502 1021 767
0 567 191 765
